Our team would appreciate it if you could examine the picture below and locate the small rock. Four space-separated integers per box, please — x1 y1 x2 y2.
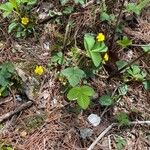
88 114 101 127
15 95 23 102
80 128 93 139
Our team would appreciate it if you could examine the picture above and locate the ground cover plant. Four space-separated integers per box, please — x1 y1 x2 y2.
0 0 150 149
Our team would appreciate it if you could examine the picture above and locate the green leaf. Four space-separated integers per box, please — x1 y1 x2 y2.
115 112 129 126
100 12 110 21
92 42 108 52
115 136 127 150
116 60 128 70
8 22 18 33
9 0 18 10
84 34 107 67
0 2 14 17
67 85 95 109
118 84 128 96
63 7 74 14
60 0 69 5
84 34 95 52
141 44 150 53
61 67 85 86
99 95 113 106
0 75 8 86
90 52 102 67
143 80 150 90
52 52 64 65
117 36 132 48
126 3 141 15
74 0 85 5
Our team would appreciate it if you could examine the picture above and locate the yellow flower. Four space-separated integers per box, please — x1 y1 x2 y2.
21 17 29 25
103 53 109 62
34 65 44 75
96 33 105 42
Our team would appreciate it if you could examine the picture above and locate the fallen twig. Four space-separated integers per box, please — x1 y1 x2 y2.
0 97 13 105
82 0 96 8
0 101 33 123
88 120 150 150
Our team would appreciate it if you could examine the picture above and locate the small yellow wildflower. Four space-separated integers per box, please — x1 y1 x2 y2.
96 33 105 42
34 65 44 75
21 17 29 25
103 53 109 62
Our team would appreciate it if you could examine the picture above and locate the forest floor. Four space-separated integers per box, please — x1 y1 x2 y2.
0 0 150 150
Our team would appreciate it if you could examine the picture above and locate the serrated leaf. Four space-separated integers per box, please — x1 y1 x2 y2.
116 60 128 70
100 12 110 21
143 80 150 90
0 75 8 86
115 136 127 150
67 85 95 109
99 95 113 106
118 84 128 96
115 112 129 126
81 86 95 96
60 0 69 5
67 86 80 100
61 67 85 86
77 95 90 110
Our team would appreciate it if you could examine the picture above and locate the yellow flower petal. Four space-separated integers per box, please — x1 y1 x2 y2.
103 53 109 62
21 17 29 25
34 65 44 75
96 33 105 42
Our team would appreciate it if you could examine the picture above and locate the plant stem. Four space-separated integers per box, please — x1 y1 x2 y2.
110 0 126 51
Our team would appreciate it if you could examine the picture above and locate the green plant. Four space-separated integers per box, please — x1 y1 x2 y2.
0 62 15 96
99 95 113 106
60 0 85 6
115 136 127 150
61 67 86 87
84 34 108 67
117 36 132 48
118 84 128 96
67 85 95 109
0 143 13 150
116 61 147 82
115 112 130 126
125 64 147 81
0 0 37 37
125 0 150 15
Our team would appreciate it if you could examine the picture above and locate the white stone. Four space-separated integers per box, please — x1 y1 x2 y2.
88 114 101 127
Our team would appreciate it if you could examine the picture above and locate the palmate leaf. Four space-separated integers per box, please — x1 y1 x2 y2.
67 85 95 109
61 67 85 87
84 34 106 67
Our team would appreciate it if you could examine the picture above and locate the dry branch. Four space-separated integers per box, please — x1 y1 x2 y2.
0 101 33 123
88 121 150 150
